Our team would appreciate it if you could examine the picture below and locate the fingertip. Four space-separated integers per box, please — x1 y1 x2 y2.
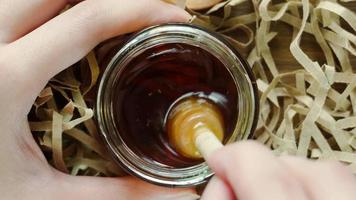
171 7 192 22
151 2 192 24
206 140 272 176
178 10 192 23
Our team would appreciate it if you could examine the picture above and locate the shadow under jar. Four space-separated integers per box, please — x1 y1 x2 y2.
96 23 259 187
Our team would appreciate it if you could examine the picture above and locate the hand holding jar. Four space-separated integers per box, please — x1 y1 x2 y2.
0 0 195 199
0 0 355 200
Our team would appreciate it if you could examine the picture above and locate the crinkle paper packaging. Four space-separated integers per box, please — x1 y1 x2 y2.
29 0 356 177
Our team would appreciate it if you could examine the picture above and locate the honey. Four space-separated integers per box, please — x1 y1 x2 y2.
112 43 238 168
96 23 258 186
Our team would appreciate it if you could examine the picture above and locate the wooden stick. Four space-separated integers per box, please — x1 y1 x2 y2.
194 126 223 159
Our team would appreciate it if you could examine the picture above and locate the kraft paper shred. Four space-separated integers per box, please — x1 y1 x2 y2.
29 0 356 176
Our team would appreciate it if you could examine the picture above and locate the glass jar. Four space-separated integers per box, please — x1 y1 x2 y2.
95 23 258 187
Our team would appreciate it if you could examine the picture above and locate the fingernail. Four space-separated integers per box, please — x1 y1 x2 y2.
166 3 192 22
182 11 193 22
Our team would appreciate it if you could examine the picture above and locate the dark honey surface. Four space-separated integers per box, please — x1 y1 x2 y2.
113 43 238 168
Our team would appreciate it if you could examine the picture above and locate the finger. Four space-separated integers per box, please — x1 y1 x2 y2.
55 174 199 200
201 176 235 200
280 156 356 200
207 141 308 200
0 0 67 43
5 0 190 105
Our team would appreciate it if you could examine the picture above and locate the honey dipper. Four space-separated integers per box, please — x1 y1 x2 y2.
167 97 224 160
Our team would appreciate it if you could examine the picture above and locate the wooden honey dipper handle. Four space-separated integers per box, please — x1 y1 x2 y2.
194 126 224 159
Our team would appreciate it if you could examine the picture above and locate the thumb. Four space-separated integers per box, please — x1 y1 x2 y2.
54 174 199 200
97 0 192 40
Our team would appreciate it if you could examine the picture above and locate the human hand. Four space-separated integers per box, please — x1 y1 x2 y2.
0 0 198 199
201 141 356 200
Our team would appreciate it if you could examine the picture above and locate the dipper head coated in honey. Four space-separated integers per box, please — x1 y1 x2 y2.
166 97 225 159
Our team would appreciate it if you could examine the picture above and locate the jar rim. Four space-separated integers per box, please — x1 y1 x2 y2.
95 23 259 187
